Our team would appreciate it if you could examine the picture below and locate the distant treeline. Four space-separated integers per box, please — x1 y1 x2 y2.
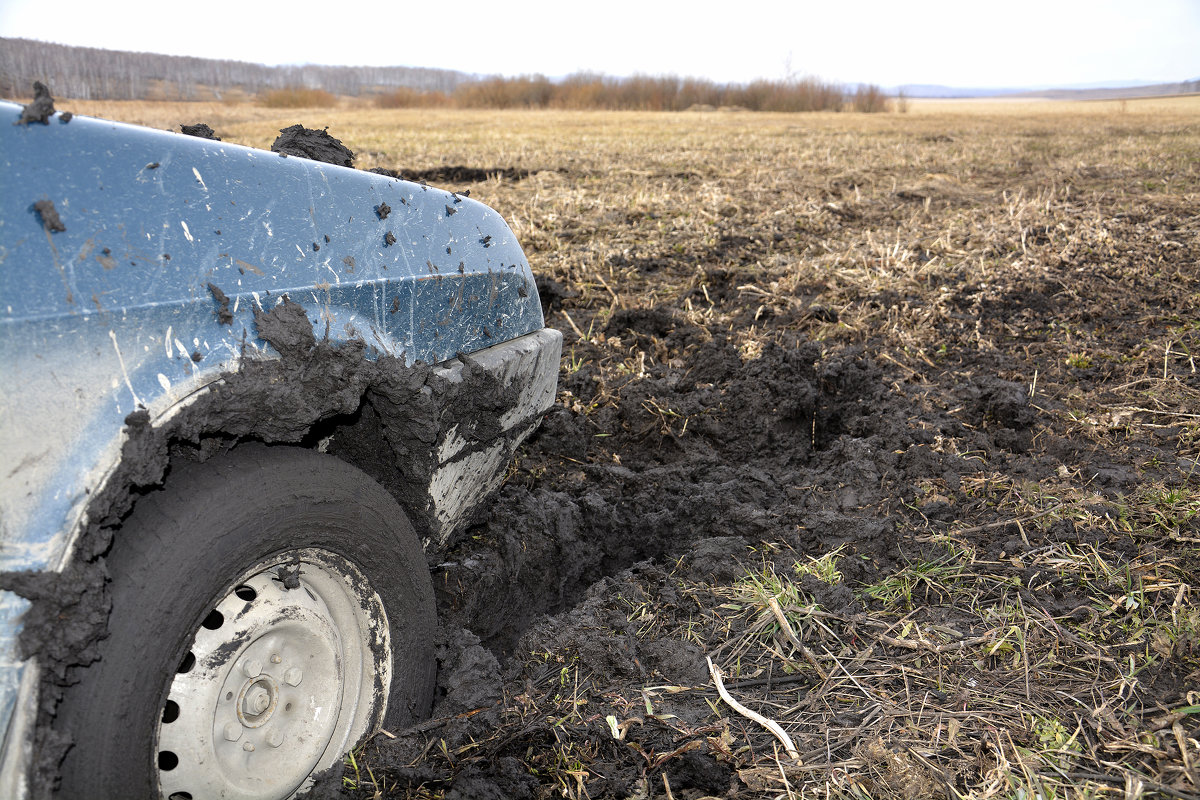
380 73 891 112
0 37 470 100
0 37 892 112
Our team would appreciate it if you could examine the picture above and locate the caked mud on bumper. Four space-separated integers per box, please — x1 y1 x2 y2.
422 327 562 542
0 325 562 799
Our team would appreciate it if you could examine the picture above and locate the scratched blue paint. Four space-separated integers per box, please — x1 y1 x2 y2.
0 101 547 749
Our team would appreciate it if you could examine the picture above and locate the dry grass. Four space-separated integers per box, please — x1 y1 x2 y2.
62 97 1200 797
697 509 1199 799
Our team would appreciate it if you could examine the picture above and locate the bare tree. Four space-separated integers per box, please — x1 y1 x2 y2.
0 37 473 101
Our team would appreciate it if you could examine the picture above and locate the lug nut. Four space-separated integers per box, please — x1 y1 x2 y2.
267 730 285 748
241 659 262 678
223 722 242 742
283 668 303 686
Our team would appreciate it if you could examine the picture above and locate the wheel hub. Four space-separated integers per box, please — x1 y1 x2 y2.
237 675 279 725
154 550 391 800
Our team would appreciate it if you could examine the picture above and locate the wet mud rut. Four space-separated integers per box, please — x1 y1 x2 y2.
367 319 1049 798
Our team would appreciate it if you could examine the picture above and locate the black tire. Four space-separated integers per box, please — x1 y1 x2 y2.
55 444 436 799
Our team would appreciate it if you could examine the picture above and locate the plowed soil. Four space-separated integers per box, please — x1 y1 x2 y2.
68 99 1200 799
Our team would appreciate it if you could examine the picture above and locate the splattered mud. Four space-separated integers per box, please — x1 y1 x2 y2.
205 281 233 324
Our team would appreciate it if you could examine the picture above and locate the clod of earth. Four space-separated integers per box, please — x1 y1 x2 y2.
33 199 65 232
180 123 220 140
404 165 536 184
367 166 402 179
16 81 55 125
270 125 354 167
205 282 233 324
273 558 303 590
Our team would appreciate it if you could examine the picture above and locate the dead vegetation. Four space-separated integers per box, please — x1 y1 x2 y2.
65 98 1200 798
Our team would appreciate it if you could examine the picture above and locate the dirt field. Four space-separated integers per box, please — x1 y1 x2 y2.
70 98 1200 798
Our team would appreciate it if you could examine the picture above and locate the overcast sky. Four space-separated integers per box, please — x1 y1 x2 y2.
1 0 1197 88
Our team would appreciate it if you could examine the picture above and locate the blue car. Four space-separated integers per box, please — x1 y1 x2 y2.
0 98 560 799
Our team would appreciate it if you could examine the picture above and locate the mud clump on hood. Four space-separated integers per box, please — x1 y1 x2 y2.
33 199 66 232
180 123 220 140
16 81 55 125
271 125 354 167
253 297 315 358
205 282 234 325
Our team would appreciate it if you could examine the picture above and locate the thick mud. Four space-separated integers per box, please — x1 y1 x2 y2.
16 81 55 125
322 320 1036 796
271 124 354 166
179 122 220 140
433 333 930 656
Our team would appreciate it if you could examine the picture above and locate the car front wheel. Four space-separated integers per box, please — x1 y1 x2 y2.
56 444 436 799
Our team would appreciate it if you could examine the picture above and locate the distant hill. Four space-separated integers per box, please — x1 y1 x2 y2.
0 37 473 101
893 79 1200 100
1012 80 1200 100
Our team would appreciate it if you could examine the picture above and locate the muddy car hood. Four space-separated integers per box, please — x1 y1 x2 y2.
0 100 544 574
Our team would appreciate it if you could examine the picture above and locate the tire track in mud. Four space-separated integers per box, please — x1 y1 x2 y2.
319 297 1060 799
423 302 1035 696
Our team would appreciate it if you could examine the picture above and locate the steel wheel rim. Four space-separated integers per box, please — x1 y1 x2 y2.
155 548 391 800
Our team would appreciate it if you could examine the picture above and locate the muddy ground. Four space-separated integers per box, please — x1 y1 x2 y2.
294 106 1200 799
46 101 1200 798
